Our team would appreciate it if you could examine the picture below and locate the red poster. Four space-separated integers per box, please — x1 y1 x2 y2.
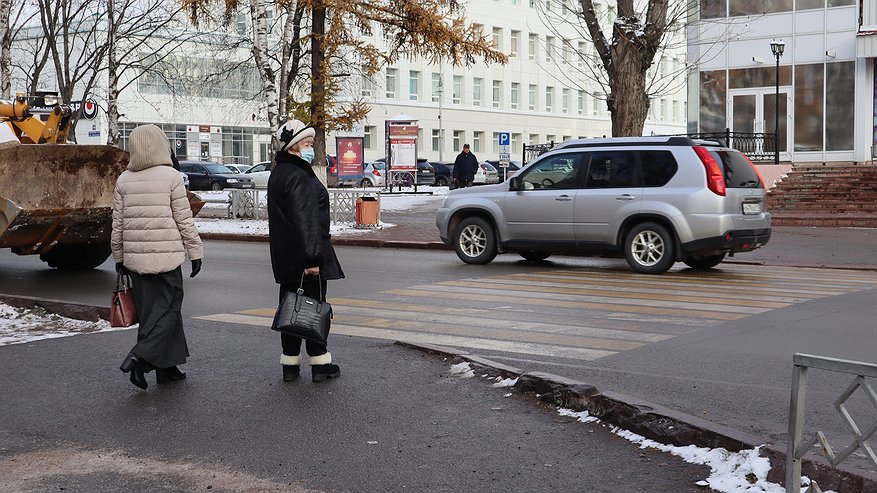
336 137 364 178
388 124 418 171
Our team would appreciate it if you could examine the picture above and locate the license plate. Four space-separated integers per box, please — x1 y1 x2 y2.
743 202 762 214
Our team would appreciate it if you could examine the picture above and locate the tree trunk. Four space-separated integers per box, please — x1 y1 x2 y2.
0 0 11 99
249 0 278 150
607 56 650 137
310 0 327 186
106 0 119 145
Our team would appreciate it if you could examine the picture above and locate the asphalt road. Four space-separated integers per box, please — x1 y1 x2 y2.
3 241 877 486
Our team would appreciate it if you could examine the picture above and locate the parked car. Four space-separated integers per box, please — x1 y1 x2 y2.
484 160 523 180
179 160 256 191
180 171 189 190
473 162 499 184
435 136 771 274
358 162 385 188
430 162 453 186
225 164 252 174
242 161 272 188
373 157 435 186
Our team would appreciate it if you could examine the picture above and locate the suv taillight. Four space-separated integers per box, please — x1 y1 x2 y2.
741 153 766 190
694 146 726 196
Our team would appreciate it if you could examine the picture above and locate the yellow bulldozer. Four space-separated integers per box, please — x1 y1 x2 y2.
0 93 131 269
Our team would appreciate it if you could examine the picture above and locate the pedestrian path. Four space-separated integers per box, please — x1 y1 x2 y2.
196 264 877 361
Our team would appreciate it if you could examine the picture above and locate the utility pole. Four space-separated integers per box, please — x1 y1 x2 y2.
438 65 444 162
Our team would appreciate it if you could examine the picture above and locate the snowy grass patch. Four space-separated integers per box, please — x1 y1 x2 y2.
195 218 396 236
0 302 129 346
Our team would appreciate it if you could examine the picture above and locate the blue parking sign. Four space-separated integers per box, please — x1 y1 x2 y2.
498 132 510 146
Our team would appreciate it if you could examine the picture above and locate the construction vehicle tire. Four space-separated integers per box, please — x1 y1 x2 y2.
40 244 112 270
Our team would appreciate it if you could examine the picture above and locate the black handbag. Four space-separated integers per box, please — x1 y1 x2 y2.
271 274 332 344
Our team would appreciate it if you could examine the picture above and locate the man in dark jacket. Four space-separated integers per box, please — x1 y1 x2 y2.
452 143 479 188
268 119 344 384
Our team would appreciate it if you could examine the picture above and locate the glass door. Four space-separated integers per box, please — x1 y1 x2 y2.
729 88 790 158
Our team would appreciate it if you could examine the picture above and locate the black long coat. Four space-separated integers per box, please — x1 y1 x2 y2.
453 151 479 181
267 151 344 284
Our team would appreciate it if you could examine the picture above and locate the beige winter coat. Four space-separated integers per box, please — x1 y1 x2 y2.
111 161 203 275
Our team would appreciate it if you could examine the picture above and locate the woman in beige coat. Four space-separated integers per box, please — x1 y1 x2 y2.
111 124 203 390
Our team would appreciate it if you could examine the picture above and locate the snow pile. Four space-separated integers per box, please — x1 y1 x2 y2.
449 362 475 378
558 408 598 423
0 302 127 346
492 376 519 388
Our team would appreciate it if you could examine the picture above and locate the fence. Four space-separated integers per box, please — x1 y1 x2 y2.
786 353 877 493
522 141 556 163
197 189 379 225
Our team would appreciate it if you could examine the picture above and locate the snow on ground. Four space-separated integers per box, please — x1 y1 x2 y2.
193 187 446 236
0 302 129 346
452 363 835 493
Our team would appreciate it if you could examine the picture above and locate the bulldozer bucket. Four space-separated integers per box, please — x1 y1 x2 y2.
0 144 128 267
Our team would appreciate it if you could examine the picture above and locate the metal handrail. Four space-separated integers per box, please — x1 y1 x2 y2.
786 353 877 492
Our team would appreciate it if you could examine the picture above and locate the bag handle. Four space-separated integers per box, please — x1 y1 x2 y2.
297 271 324 300
115 272 132 291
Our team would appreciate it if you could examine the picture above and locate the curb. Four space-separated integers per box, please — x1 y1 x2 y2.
0 293 109 322
199 232 451 250
396 341 877 493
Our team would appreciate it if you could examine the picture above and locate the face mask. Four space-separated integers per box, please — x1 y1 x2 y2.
300 148 315 164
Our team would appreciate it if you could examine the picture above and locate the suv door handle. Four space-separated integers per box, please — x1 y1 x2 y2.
615 194 636 201
555 195 573 202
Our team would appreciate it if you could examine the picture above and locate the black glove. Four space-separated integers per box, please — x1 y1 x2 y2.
190 259 202 278
115 262 130 275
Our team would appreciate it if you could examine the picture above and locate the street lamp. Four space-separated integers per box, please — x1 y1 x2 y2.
770 39 785 165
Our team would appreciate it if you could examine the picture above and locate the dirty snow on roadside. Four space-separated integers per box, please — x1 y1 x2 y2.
448 362 834 493
193 187 446 236
0 302 129 346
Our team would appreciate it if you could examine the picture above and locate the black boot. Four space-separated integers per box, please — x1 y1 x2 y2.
312 364 341 382
282 365 300 382
120 352 147 390
156 366 187 384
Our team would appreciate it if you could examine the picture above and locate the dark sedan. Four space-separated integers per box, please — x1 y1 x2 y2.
179 160 256 191
373 157 435 186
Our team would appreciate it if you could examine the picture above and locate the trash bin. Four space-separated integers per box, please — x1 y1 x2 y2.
355 196 379 228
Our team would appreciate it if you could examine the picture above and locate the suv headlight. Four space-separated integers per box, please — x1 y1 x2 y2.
226 178 238 183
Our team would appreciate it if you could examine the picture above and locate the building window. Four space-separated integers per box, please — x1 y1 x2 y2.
492 132 500 152
529 133 539 144
492 80 502 108
432 129 441 152
511 133 521 151
546 134 556 144
593 93 602 115
528 33 537 61
492 27 502 51
562 88 570 114
236 12 247 36
473 131 484 152
672 100 679 121
528 84 537 110
826 61 855 151
364 126 375 149
473 78 482 106
361 65 374 97
510 82 520 109
432 72 441 103
562 38 571 64
409 70 420 101
510 30 520 58
659 99 666 121
578 42 587 67
385 68 397 98
545 86 553 112
452 75 463 104
577 90 585 115
546 36 555 62
453 130 463 152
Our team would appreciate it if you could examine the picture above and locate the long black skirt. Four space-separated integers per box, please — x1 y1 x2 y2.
129 266 189 368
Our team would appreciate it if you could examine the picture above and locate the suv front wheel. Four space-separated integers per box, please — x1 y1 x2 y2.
453 217 497 265
624 222 676 274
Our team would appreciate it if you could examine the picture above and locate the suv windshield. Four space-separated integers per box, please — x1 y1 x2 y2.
709 150 761 188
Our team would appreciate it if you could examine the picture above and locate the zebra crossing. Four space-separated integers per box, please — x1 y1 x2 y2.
195 265 877 361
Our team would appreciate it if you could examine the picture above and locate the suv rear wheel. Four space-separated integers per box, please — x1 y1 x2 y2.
453 217 497 265
624 222 676 274
683 253 726 270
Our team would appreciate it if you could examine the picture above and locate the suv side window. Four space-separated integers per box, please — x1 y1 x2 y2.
520 153 583 190
640 150 678 187
585 151 637 188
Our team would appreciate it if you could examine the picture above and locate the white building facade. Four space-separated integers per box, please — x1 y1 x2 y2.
11 1 687 166
688 0 875 163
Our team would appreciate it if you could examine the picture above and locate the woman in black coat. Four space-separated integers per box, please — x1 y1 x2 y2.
267 119 344 383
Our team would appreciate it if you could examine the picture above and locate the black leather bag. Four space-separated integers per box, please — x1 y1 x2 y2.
271 274 332 344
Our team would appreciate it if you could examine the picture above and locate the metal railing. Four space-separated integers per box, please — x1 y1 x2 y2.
687 129 778 162
787 353 877 493
328 189 380 225
522 141 556 163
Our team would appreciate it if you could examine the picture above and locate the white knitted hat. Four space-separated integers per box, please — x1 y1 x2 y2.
128 124 171 171
276 119 315 153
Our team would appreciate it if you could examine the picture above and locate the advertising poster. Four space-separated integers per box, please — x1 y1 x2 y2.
388 124 418 171
336 137 364 178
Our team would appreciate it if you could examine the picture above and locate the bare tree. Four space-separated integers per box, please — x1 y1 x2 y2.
1 0 39 99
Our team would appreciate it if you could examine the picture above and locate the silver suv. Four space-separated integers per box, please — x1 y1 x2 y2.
435 137 771 274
